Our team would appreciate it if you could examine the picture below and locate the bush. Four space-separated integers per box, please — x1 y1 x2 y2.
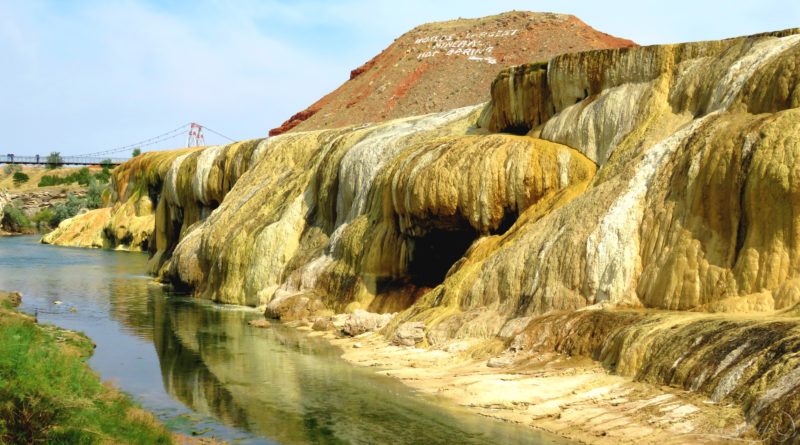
38 167 109 188
31 208 55 231
49 194 86 227
75 168 92 186
12 171 29 186
2 204 31 232
46 152 63 170
93 166 111 184
85 179 107 209
132 148 141 157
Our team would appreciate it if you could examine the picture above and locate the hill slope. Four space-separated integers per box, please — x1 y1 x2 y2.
269 11 634 135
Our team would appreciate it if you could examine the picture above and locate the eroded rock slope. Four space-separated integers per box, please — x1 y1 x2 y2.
44 28 800 442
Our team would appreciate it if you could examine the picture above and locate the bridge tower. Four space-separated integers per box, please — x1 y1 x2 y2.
187 122 206 147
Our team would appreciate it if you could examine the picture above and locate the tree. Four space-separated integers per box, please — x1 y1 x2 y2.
12 172 29 186
132 148 141 157
46 152 63 170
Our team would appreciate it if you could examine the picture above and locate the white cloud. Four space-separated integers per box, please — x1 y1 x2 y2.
0 0 798 155
0 0 347 154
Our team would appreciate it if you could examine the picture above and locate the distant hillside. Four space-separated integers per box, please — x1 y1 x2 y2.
270 11 635 135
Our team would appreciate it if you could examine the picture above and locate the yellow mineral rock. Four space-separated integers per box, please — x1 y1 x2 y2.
44 28 800 441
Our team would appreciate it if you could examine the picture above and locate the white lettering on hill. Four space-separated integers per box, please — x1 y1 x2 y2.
414 28 518 64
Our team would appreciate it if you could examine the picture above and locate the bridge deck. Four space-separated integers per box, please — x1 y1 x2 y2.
2 156 128 166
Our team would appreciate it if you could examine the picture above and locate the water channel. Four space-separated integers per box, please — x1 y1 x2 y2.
0 236 569 445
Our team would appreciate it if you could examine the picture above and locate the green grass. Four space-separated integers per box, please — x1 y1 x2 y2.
0 311 173 444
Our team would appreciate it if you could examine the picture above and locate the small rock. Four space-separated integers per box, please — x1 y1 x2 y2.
487 355 515 368
497 316 532 339
393 321 425 346
342 310 395 336
312 317 335 331
68 307 77 313
264 292 327 321
53 300 63 305
353 342 363 348
444 341 471 353
331 314 349 329
248 319 271 328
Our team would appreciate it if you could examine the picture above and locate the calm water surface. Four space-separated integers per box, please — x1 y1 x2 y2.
0 236 569 445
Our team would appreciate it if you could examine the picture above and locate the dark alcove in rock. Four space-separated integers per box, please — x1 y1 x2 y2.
407 228 477 288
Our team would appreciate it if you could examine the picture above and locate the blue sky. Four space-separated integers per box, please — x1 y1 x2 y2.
1 1 798 156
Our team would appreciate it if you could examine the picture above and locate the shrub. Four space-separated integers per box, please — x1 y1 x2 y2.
49 194 86 227
2 204 31 231
132 148 141 157
38 167 109 188
31 208 55 231
93 166 111 184
12 171 29 186
46 152 63 170
75 167 92 186
85 179 107 209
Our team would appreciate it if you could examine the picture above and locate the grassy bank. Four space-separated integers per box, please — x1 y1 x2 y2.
0 298 173 445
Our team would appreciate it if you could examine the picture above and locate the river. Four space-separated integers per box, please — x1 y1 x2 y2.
0 236 568 445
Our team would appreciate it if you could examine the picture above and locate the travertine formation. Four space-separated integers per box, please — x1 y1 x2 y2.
45 28 800 442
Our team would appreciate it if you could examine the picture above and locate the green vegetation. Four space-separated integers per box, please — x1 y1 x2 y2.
0 307 173 444
12 172 29 186
1 204 31 232
30 208 55 231
50 194 88 227
132 148 141 157
9 184 107 231
46 152 63 170
93 167 111 184
85 179 106 209
38 167 111 188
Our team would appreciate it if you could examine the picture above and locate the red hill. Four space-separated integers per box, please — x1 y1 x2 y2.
270 11 635 135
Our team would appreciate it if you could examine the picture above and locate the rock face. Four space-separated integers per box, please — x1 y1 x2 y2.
43 148 204 250
269 11 634 135
0 191 8 229
9 189 87 217
393 322 425 346
342 310 395 336
46 24 800 441
1 188 88 235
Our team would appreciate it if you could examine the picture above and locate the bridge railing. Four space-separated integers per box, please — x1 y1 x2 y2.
1 156 129 166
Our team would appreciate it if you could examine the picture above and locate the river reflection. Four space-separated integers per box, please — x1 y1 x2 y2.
0 236 568 445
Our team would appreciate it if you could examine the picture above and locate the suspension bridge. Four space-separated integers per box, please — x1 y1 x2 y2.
2 122 237 167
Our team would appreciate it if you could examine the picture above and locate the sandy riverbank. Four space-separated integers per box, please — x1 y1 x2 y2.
286 322 758 445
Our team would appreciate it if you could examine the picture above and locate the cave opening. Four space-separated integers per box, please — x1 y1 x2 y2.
147 181 162 209
501 123 531 136
407 227 477 288
119 233 134 247
495 210 518 235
